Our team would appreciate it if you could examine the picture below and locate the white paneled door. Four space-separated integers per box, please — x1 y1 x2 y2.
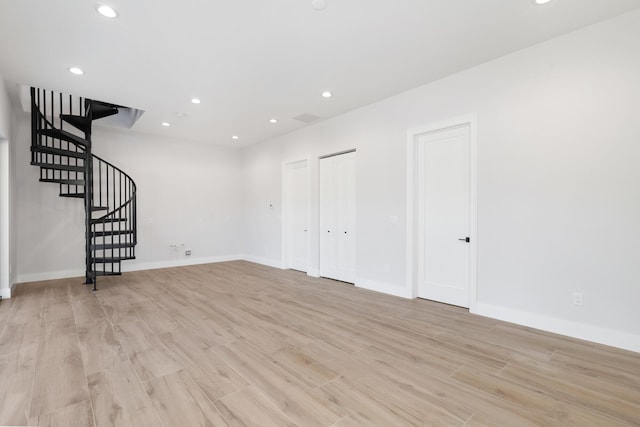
418 125 471 307
320 151 356 283
285 160 309 272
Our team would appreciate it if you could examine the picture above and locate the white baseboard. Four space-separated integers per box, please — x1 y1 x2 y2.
241 255 285 269
18 268 84 284
123 255 243 272
307 268 320 278
355 277 413 299
15 255 244 284
473 302 640 354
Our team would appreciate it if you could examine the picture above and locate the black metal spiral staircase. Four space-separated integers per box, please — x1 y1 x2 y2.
30 87 137 290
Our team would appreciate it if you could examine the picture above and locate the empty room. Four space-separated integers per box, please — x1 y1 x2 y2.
1 0 639 426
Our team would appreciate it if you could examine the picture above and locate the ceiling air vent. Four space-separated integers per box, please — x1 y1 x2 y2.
293 113 320 123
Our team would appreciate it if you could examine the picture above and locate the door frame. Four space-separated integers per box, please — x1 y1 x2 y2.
406 114 478 309
282 158 310 271
0 139 10 299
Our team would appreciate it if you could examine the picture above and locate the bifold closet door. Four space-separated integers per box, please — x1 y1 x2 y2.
337 153 356 282
320 157 338 280
320 151 355 283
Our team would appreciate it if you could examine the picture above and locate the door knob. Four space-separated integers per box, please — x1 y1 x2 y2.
458 237 470 243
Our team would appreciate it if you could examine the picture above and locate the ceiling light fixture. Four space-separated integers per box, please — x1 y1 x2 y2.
191 98 201 104
231 135 239 140
161 122 171 127
322 91 333 98
269 119 278 124
68 67 84 75
312 0 327 11
534 0 551 4
96 5 118 18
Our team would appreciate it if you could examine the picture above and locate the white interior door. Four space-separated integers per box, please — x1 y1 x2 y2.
337 153 356 283
320 151 356 282
320 157 338 279
418 125 471 307
285 160 308 272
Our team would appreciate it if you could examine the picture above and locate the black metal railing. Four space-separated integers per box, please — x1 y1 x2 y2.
31 88 87 198
90 154 137 276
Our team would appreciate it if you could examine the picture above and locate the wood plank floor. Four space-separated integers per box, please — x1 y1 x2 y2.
1 260 639 426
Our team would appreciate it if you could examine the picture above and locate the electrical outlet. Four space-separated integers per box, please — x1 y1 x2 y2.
185 250 192 256
573 292 584 306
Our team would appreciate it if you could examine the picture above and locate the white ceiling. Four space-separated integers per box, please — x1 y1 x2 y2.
1 0 639 147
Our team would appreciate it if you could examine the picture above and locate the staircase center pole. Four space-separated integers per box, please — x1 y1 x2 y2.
84 102 95 289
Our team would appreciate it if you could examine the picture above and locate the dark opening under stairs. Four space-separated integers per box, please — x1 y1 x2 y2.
30 87 137 290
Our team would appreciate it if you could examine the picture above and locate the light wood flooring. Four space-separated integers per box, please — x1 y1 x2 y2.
1 261 639 426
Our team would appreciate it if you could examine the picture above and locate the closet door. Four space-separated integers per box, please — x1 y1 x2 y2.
337 152 356 283
320 152 356 282
320 156 338 279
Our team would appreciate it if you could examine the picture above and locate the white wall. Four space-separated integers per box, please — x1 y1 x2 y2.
14 116 243 282
241 10 640 352
0 75 12 299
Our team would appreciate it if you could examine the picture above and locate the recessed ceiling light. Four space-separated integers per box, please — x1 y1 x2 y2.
311 0 327 11
96 5 118 18
269 119 278 124
191 98 201 104
68 67 84 75
231 135 239 140
322 91 332 98
161 122 171 127
534 0 551 4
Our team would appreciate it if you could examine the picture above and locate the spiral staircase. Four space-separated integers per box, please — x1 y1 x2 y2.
30 87 137 290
